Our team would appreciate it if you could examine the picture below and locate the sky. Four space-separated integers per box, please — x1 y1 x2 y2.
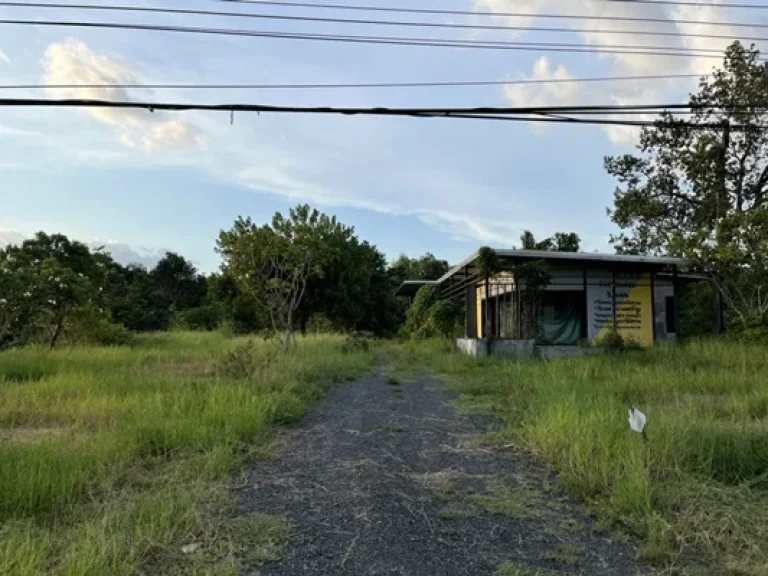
1 0 767 271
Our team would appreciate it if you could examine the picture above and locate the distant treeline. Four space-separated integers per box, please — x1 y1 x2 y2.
0 212 451 349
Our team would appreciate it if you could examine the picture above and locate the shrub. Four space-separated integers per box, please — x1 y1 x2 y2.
341 333 370 353
306 314 336 334
728 320 768 343
404 285 461 339
216 341 276 379
173 305 223 332
595 329 625 351
62 304 134 347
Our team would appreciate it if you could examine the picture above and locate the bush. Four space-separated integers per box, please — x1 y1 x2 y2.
216 341 276 379
62 304 134 346
341 333 370 353
306 314 336 334
404 285 462 339
173 304 223 332
595 329 626 351
729 321 768 343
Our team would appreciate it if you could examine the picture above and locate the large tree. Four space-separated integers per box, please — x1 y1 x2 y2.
217 205 340 349
0 233 102 348
605 42 768 326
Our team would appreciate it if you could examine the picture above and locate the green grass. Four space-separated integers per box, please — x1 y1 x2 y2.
389 338 768 575
0 331 377 575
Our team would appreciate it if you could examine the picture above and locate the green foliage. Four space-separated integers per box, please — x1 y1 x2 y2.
305 313 336 334
606 42 768 328
403 285 462 339
340 333 371 353
150 252 206 315
173 304 223 332
0 233 102 349
217 204 403 345
728 318 768 343
520 230 581 252
62 304 135 347
477 246 501 276
680 281 718 338
1 209 451 347
514 260 551 341
594 329 626 351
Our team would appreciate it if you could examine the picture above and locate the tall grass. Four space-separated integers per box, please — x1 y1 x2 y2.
391 339 768 575
0 332 377 575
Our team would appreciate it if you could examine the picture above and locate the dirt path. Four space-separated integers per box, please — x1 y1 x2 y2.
238 371 646 575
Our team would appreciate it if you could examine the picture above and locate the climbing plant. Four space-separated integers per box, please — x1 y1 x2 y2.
514 260 550 340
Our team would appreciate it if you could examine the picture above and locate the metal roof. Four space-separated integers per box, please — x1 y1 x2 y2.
393 279 438 297
436 249 690 284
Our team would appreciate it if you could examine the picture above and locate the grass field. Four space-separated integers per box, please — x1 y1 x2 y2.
0 332 377 576
390 339 768 576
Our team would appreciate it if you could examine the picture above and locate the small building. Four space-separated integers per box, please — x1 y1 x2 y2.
396 248 707 357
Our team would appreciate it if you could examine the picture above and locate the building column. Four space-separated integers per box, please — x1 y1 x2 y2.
650 271 657 343
673 267 681 341
611 269 617 333
466 284 477 338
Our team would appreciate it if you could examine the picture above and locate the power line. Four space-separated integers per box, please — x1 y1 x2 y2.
216 0 768 30
0 73 703 92
3 2 767 43
0 19 753 60
2 95 763 129
0 96 761 116
603 0 768 8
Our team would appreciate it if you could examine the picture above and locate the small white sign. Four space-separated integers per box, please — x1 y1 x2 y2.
628 407 647 434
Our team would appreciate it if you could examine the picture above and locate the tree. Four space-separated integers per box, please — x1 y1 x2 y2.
151 252 206 314
520 230 581 252
0 233 101 348
217 205 333 350
605 42 768 327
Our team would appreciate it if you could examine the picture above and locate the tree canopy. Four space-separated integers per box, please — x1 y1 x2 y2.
606 41 768 327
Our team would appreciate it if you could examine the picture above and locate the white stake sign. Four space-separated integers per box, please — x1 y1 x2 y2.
628 407 647 435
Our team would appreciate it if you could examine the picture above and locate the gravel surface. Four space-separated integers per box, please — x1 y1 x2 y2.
238 371 647 575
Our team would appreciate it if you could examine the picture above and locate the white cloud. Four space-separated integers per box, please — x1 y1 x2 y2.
0 229 27 249
42 39 205 152
490 0 768 145
504 57 580 108
416 210 523 245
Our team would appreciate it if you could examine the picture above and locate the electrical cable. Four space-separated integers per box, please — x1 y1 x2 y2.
2 2 766 43
0 18 754 60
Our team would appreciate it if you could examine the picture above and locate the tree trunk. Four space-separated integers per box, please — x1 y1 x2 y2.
49 318 64 350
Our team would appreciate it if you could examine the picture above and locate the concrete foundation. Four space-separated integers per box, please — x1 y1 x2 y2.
456 338 536 358
456 339 606 359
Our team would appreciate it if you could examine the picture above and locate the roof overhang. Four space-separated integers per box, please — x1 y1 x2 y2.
436 249 691 286
393 280 438 298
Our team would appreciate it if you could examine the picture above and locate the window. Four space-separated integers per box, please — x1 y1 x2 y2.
665 296 677 334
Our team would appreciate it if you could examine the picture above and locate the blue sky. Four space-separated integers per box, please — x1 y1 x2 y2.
0 0 763 271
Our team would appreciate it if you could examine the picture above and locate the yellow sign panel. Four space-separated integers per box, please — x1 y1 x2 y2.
588 272 654 346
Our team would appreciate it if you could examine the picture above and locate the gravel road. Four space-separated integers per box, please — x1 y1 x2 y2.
238 370 647 575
